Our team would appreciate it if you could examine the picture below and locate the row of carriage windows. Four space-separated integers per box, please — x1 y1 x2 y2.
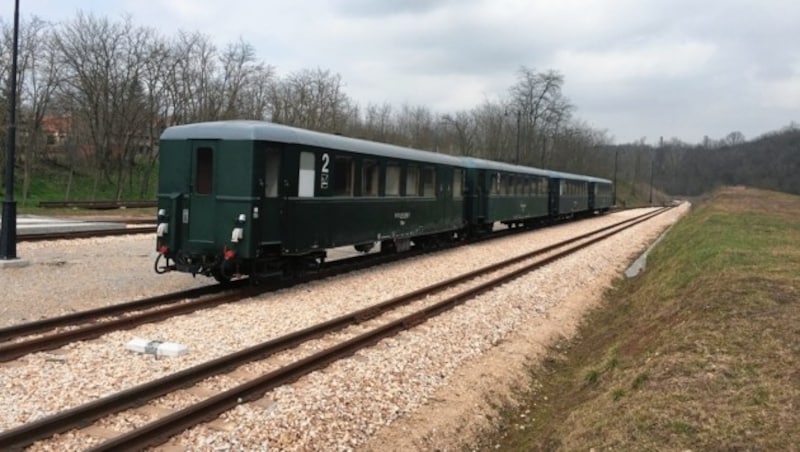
595 183 613 196
489 173 548 196
197 147 606 201
327 154 447 198
560 180 589 196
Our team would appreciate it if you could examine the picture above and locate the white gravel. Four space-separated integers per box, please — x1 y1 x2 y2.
0 205 690 451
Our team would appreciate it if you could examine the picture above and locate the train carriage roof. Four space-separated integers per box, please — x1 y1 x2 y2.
460 157 611 184
161 120 465 167
460 157 552 177
548 169 612 184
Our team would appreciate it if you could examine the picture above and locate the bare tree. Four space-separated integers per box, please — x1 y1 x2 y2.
17 17 60 206
724 131 746 146
166 30 222 123
268 68 353 133
439 111 476 156
395 103 435 150
217 38 275 120
53 12 154 199
361 102 395 142
471 100 513 161
509 67 566 164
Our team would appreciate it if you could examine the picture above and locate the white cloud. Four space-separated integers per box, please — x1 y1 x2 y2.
3 0 800 143
553 40 717 84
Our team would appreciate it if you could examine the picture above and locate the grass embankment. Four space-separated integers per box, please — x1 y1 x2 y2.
483 187 800 450
1 160 156 213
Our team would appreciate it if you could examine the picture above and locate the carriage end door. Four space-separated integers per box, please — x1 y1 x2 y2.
187 141 217 244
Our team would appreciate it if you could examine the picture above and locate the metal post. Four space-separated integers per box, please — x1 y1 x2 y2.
612 148 619 206
514 110 521 164
648 154 654 205
0 0 20 260
650 137 660 205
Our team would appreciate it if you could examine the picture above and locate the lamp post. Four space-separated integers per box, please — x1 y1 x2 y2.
0 0 20 261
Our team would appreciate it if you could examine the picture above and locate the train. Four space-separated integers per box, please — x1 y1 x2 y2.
154 120 613 282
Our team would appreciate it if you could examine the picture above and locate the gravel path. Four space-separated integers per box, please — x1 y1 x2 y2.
0 205 689 450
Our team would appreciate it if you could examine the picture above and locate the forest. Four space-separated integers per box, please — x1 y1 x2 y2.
0 12 797 206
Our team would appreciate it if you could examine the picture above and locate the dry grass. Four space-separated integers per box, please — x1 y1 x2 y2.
480 187 800 451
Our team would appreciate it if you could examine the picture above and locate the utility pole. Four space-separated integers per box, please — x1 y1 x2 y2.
612 148 619 206
514 110 521 164
649 136 661 205
1 0 20 262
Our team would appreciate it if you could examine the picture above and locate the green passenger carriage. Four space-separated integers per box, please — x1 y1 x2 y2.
462 157 552 232
548 171 613 217
155 120 466 281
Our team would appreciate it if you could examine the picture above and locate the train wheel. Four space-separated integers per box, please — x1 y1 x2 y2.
354 242 375 253
211 268 232 284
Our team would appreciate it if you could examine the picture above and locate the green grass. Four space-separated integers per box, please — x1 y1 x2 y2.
476 187 800 450
1 160 157 213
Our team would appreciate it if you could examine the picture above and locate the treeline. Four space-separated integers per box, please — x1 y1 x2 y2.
607 124 800 199
0 12 612 204
0 12 796 204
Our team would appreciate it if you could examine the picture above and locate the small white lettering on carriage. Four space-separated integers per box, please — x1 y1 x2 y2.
394 212 410 220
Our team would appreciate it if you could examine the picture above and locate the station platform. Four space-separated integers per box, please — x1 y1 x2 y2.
2 215 127 236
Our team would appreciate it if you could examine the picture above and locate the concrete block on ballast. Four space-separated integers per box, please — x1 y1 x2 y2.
126 338 188 357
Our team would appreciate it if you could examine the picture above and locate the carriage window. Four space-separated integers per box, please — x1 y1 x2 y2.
362 159 379 196
195 147 213 195
421 167 436 197
502 175 511 196
490 173 499 195
453 169 463 199
386 163 401 196
333 156 354 196
298 152 315 197
406 165 419 196
265 149 280 197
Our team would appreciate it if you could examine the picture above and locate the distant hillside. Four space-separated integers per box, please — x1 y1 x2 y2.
655 128 800 196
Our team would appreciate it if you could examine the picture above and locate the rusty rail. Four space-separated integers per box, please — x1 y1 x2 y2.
18 226 156 242
38 200 156 210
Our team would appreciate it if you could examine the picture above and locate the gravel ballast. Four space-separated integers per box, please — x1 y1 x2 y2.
0 205 689 450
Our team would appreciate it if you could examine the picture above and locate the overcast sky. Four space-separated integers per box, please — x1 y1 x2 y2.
3 0 798 144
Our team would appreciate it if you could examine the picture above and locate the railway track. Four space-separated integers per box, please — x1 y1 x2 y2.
38 200 157 210
18 226 156 242
1 209 628 360
0 207 670 450
0 244 429 361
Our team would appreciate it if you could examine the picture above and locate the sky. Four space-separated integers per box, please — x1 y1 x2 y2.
2 0 798 144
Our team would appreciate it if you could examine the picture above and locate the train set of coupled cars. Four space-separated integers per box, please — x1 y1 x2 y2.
154 120 613 282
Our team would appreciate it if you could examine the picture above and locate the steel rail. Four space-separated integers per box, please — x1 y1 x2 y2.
18 226 156 242
0 242 424 360
0 207 668 450
0 282 244 343
0 287 262 362
38 200 156 209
